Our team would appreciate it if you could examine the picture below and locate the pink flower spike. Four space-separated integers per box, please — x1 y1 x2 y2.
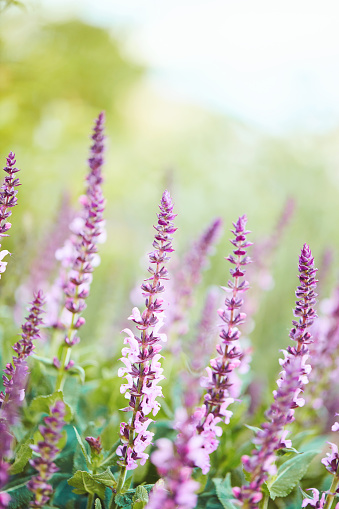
117 190 176 470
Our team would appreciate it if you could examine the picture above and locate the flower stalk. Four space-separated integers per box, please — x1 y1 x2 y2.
54 112 105 391
113 190 176 504
235 244 318 508
194 215 252 474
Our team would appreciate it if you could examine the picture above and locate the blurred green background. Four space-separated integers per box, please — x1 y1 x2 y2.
0 1 338 388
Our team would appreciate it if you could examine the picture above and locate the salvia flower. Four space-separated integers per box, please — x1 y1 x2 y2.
0 152 21 277
148 409 204 509
194 215 252 474
27 400 66 508
302 489 326 508
116 190 176 471
235 244 318 508
0 362 28 508
54 112 106 389
0 292 44 505
0 291 45 410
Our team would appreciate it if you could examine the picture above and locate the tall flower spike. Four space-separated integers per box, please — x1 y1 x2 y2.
0 152 21 277
54 112 106 391
116 190 176 475
0 291 45 411
0 292 44 507
148 409 205 509
27 401 66 508
234 244 318 508
194 215 252 474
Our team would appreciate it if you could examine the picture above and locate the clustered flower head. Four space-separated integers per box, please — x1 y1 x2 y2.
194 215 252 474
117 190 176 471
0 152 21 277
148 409 205 509
27 401 66 508
235 244 318 508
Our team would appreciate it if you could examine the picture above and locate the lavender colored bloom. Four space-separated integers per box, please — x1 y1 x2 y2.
0 292 44 505
85 436 102 455
148 409 204 509
117 190 176 471
0 291 45 410
0 152 21 277
302 489 326 508
54 113 106 389
235 244 318 508
194 215 252 474
321 442 339 475
27 401 66 508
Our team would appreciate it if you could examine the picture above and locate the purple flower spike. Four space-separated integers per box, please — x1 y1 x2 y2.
117 190 176 471
235 244 318 508
193 215 252 474
148 409 204 509
54 113 106 389
27 401 66 508
0 152 21 277
0 291 45 410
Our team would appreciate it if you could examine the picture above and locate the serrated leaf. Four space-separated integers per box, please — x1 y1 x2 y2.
115 489 135 508
92 468 117 488
73 427 92 469
29 391 73 422
95 500 103 509
9 436 34 474
132 486 149 509
213 474 237 509
267 450 319 500
67 470 106 499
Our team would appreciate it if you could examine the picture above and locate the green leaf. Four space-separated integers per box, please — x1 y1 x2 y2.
95 500 103 509
73 427 92 469
132 486 149 509
213 474 237 509
32 354 55 367
92 468 117 488
267 450 319 500
3 476 33 509
29 391 73 422
9 436 34 474
244 424 262 434
67 470 106 499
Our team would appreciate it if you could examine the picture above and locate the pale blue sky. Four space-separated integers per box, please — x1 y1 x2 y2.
41 0 339 133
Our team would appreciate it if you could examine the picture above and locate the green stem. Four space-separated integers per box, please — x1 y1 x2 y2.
323 475 339 509
55 344 71 391
86 493 94 509
259 493 269 509
109 465 126 509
